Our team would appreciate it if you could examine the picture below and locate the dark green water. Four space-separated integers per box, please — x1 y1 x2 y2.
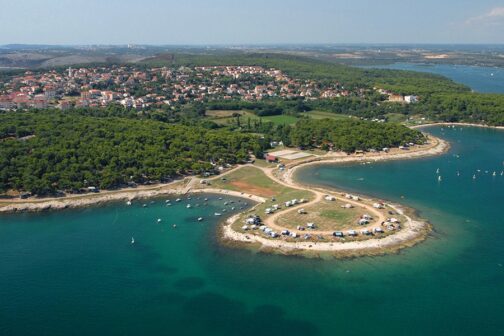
1 126 504 336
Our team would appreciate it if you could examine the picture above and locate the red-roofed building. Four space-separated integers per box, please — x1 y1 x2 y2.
264 154 278 163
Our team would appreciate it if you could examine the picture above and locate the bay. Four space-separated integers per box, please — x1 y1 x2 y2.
1 126 503 335
362 62 504 93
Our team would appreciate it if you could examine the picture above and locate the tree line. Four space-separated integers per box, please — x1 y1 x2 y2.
0 108 424 196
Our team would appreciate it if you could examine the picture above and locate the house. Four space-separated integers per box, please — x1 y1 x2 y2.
32 95 48 108
0 96 13 109
58 101 72 110
388 94 405 103
13 93 30 108
405 95 419 104
264 154 278 163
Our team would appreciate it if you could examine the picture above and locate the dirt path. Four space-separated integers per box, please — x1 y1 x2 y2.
221 136 448 254
254 165 386 236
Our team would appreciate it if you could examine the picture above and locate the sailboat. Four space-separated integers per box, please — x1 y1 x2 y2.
438 176 442 182
436 168 440 174
131 237 135 244
473 174 477 180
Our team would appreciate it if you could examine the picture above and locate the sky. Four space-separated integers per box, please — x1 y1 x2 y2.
1 0 503 45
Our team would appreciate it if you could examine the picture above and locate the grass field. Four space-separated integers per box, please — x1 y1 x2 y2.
301 111 354 120
261 115 299 125
208 166 313 230
211 166 309 200
207 109 358 127
385 113 408 123
276 200 367 231
206 110 299 126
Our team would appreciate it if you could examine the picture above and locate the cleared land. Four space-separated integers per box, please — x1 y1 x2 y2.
208 166 313 231
206 110 299 126
208 109 354 126
268 149 314 160
210 166 311 201
301 111 355 120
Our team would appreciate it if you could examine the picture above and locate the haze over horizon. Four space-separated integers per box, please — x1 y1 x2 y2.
1 0 503 45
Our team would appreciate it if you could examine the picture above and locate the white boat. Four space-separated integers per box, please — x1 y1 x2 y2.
186 204 192 209
131 237 135 244
126 201 132 205
438 176 442 182
198 217 203 222
157 218 162 223
176 198 181 202
214 213 222 216
436 168 440 174
473 174 477 179
493 171 497 176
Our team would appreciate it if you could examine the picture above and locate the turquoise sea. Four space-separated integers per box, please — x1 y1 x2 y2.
1 126 504 336
362 63 504 94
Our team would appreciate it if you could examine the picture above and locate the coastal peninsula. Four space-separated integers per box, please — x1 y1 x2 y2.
0 133 448 257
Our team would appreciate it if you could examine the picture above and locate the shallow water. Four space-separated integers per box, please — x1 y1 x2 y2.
1 126 504 335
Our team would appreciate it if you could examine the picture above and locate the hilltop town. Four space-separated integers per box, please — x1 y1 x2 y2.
0 64 417 111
